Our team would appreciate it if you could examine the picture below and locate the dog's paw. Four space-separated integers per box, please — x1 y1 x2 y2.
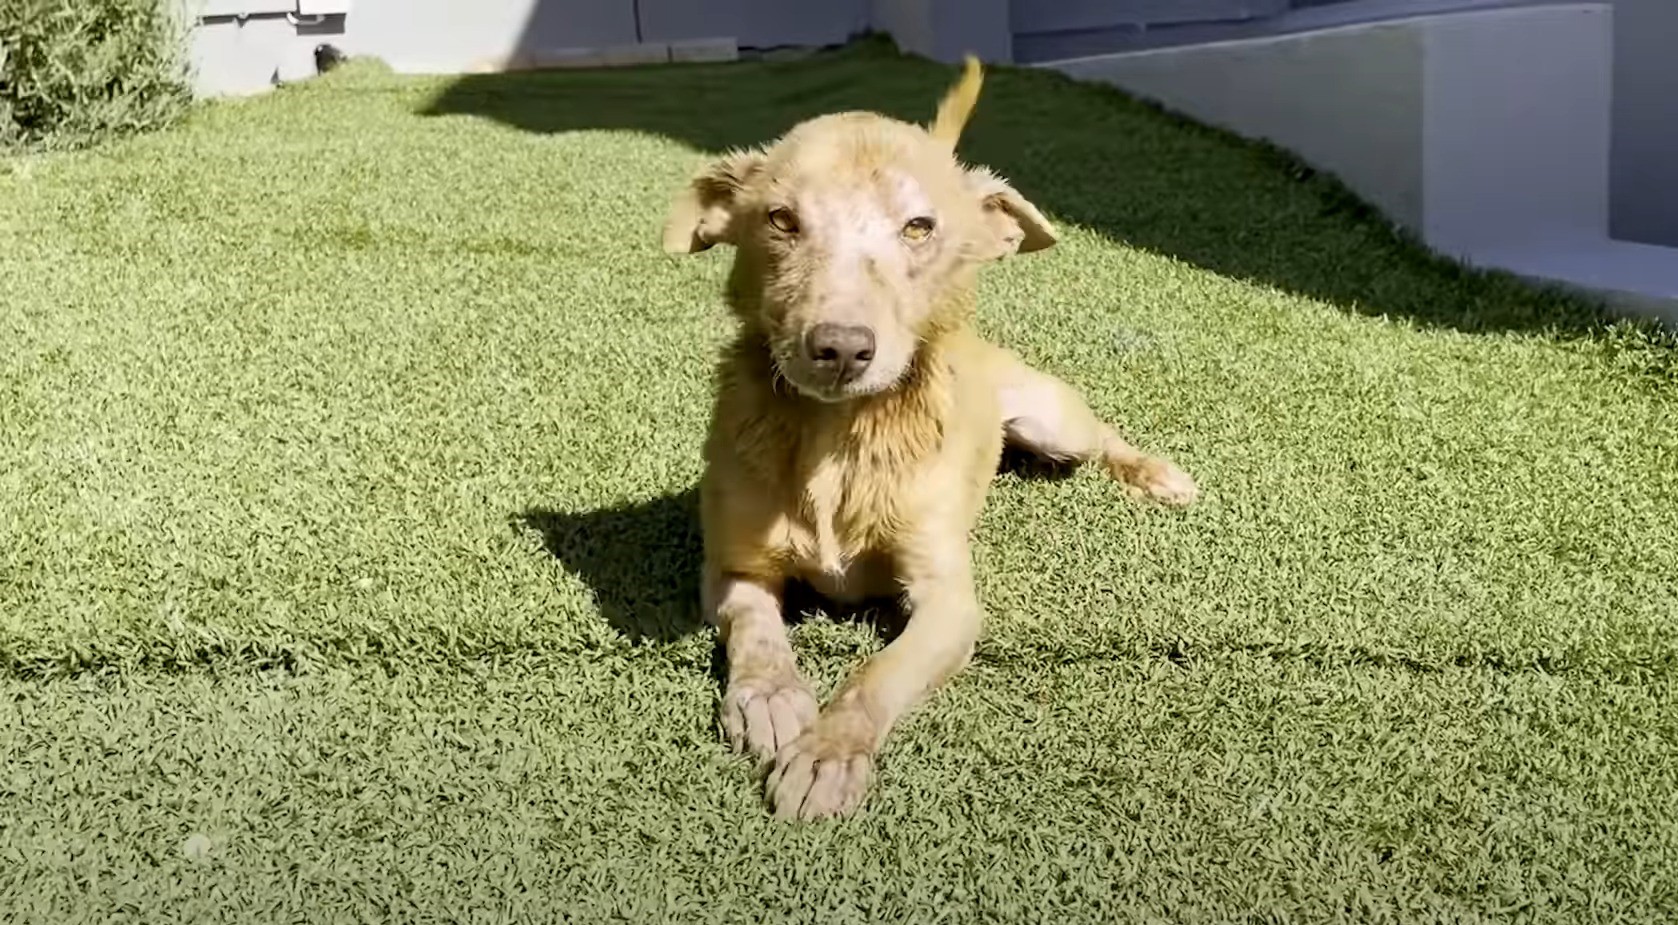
720 677 818 762
1110 454 1198 507
765 716 875 821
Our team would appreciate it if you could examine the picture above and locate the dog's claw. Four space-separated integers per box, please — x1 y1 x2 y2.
1111 454 1198 507
766 725 874 821
720 678 818 761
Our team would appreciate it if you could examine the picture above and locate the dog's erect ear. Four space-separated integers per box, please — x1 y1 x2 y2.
661 149 765 254
965 167 1057 260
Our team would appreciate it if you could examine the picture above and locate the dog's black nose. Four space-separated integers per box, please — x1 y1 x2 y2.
805 323 876 383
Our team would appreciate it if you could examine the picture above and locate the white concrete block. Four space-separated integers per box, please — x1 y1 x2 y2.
187 14 291 97
670 37 738 64
467 43 675 73
596 43 671 67
531 47 609 69
464 51 553 73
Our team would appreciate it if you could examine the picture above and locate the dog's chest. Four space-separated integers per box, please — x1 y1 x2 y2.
781 449 910 590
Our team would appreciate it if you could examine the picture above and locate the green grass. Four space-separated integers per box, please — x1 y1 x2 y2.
3 40 1676 922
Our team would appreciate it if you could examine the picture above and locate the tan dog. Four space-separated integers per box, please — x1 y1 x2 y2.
661 57 1197 820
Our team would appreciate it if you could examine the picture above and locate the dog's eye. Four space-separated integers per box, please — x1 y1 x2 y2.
767 208 800 234
902 216 936 242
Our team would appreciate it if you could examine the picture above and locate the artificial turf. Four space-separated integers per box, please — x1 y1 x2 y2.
2 39 1675 922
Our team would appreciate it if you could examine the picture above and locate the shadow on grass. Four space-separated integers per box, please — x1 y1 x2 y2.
517 490 705 644
516 451 1074 645
515 488 903 646
417 35 1671 344
515 489 907 647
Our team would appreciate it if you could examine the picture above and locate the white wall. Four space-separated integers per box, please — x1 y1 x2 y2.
1420 8 1611 254
182 0 875 94
1040 5 1678 326
1045 21 1429 232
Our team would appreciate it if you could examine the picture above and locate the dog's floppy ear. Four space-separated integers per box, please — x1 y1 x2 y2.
661 149 765 254
965 167 1057 260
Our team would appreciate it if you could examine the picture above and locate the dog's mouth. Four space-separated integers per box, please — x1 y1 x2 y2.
773 361 880 403
771 345 898 404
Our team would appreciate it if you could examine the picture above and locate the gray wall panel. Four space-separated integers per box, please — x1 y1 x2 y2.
1609 0 1678 246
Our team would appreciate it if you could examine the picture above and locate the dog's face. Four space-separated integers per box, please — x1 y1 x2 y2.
662 73 1055 402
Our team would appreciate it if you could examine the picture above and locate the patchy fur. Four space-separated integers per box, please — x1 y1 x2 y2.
662 55 1198 820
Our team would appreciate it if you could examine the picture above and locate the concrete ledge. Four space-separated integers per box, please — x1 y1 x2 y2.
670 37 739 64
463 38 740 75
1014 0 1589 61
1474 238 1678 326
467 42 679 73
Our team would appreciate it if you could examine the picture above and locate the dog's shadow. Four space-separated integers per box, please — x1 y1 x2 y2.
516 452 1070 646
517 490 706 644
996 446 1079 483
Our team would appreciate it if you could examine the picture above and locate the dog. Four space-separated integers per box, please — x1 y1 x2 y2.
660 56 1197 820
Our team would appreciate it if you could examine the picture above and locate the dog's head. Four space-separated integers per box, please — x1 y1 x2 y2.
661 57 1057 402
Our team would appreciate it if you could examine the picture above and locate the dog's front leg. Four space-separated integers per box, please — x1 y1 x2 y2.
766 539 980 821
709 571 819 762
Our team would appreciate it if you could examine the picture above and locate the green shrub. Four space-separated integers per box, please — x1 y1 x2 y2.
0 0 192 152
